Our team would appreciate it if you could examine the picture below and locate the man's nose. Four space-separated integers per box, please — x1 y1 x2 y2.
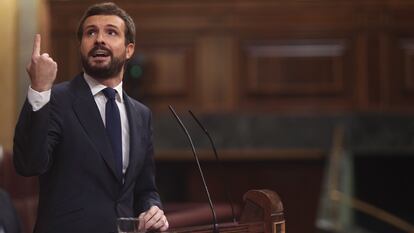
95 32 105 44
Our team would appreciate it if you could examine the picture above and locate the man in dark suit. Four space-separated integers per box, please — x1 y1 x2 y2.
0 188 22 233
13 2 168 233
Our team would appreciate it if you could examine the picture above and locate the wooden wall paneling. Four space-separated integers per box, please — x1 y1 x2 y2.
244 40 346 95
127 36 194 101
125 38 196 112
355 34 370 110
402 41 414 93
51 35 69 83
388 36 414 109
52 35 82 83
230 3 360 113
140 47 190 95
50 3 86 83
227 1 358 33
67 37 82 79
363 33 384 110
195 36 237 112
47 0 414 113
239 37 357 112
382 3 414 111
351 3 385 110
49 0 371 114
375 32 390 110
385 9 414 110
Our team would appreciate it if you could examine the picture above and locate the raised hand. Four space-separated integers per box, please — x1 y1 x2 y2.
26 34 57 92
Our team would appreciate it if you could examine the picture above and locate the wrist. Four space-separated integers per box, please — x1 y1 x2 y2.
31 83 52 92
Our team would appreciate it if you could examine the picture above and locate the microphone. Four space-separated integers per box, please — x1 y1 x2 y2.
168 105 219 233
188 110 237 223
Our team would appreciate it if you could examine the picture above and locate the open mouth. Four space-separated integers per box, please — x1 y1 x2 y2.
88 45 112 59
91 49 110 58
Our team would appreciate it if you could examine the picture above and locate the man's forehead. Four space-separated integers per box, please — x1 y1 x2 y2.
83 15 125 28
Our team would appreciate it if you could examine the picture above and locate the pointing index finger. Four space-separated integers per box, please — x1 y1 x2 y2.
32 34 41 56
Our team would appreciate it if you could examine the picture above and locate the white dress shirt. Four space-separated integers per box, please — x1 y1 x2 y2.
27 74 130 174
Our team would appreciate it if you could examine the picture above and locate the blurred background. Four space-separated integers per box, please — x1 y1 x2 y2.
1 0 414 233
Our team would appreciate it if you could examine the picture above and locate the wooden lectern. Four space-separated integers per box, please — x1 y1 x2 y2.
166 189 285 233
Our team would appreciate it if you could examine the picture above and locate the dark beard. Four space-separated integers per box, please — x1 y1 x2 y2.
81 45 126 80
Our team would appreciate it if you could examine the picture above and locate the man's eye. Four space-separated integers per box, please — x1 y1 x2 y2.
86 30 96 36
107 30 118 36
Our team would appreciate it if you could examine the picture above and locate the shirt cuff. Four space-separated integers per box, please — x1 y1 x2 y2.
28 86 51 111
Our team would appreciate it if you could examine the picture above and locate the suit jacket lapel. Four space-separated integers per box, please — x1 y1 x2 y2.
71 75 122 183
123 93 144 188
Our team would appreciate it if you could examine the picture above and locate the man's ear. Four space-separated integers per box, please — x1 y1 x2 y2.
126 43 135 59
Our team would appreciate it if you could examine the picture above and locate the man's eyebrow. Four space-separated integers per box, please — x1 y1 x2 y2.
105 24 121 30
84 25 97 30
83 24 121 31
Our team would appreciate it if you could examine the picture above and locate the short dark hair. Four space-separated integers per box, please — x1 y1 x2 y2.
77 2 135 45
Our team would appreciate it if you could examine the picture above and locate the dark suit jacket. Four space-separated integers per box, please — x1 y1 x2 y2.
13 74 162 233
0 189 22 233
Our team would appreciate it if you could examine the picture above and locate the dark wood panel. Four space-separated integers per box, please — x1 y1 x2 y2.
156 158 325 233
125 40 196 112
52 35 81 83
126 42 195 96
244 40 346 96
400 40 414 93
386 35 414 110
48 0 414 112
238 38 357 112
376 2 414 111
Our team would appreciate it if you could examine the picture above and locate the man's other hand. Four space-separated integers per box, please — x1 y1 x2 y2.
138 205 169 231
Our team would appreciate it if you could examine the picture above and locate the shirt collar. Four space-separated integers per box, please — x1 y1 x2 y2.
83 73 124 102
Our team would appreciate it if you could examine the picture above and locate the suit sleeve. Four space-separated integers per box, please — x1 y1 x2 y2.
133 110 162 214
13 97 61 177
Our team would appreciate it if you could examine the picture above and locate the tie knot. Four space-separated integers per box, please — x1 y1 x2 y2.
102 87 117 100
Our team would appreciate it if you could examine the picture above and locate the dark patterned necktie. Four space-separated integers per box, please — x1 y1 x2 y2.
102 87 123 180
